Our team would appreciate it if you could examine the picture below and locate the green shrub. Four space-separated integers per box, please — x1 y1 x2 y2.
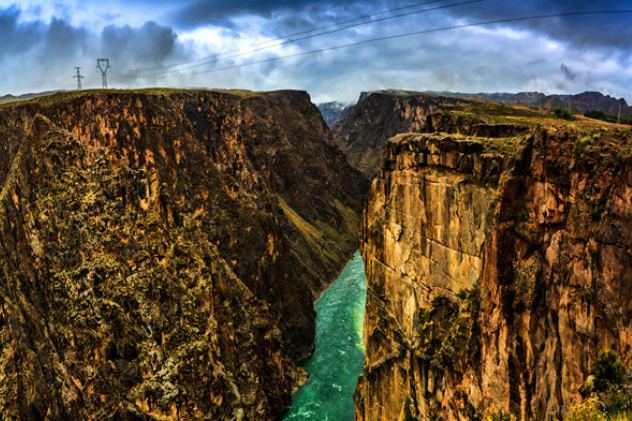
604 396 625 415
585 110 632 126
591 349 626 383
553 108 576 121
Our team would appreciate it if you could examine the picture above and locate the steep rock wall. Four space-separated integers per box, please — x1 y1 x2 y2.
357 129 632 421
0 90 366 420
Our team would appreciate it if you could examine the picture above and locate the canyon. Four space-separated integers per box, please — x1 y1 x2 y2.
0 89 366 420
1 87 632 421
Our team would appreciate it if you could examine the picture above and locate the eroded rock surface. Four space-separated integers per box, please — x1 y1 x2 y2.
0 90 366 420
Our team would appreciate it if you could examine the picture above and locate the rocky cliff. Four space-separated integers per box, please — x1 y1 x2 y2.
356 115 632 421
331 91 468 179
0 89 366 420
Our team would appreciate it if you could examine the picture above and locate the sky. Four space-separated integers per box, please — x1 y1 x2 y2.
0 0 630 104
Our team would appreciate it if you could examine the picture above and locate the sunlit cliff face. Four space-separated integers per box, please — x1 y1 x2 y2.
355 112 632 421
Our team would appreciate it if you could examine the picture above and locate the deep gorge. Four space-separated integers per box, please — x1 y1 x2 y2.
1 89 631 421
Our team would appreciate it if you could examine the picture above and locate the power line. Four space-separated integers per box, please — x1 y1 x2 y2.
48 75 74 88
117 0 456 73
50 77 77 92
111 10 632 81
113 0 487 79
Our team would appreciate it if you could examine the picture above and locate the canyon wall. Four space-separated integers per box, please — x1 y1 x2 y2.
356 128 632 421
0 90 366 420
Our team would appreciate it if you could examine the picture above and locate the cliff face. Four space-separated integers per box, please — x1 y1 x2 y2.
357 125 632 421
331 92 467 179
0 90 366 420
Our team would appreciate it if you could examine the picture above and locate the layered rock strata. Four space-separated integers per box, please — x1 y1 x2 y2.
356 129 632 421
0 90 366 420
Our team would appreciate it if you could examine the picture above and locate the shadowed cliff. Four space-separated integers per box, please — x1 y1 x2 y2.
0 89 367 420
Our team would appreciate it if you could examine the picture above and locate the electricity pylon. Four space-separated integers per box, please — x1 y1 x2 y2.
96 59 111 89
73 67 84 90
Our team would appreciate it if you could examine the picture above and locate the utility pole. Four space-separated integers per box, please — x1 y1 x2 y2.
73 67 84 90
96 58 111 89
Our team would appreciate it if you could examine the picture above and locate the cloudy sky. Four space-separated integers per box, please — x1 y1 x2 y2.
0 0 630 104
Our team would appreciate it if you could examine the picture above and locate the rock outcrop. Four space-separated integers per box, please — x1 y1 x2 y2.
356 125 632 421
0 89 366 420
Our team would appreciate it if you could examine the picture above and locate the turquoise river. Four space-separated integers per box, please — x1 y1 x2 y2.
281 251 367 421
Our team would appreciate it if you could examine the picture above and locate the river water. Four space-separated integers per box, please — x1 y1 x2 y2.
281 251 367 421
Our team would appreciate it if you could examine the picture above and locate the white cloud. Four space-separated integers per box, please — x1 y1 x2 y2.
0 1 630 104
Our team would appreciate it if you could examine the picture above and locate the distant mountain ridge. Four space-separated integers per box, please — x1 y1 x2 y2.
426 90 631 117
0 91 62 104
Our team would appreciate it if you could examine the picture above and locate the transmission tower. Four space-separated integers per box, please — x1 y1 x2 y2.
96 58 111 89
73 67 84 90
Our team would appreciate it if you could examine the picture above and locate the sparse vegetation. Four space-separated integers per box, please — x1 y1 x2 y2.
0 88 282 110
486 409 516 421
414 287 480 369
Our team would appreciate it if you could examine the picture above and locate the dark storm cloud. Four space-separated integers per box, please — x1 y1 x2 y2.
0 6 44 58
258 3 365 38
100 21 183 66
171 0 361 28
169 0 632 48
0 7 89 71
447 0 632 48
0 5 194 93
